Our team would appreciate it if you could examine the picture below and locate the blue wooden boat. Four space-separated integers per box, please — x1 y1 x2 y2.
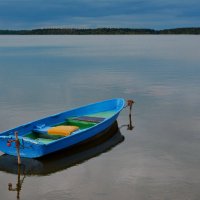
0 98 125 158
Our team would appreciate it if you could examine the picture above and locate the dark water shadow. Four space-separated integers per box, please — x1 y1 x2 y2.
0 121 124 176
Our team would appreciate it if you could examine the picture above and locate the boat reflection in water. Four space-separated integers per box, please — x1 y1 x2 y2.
0 121 125 176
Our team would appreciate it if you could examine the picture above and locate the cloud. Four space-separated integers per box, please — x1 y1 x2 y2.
0 0 199 29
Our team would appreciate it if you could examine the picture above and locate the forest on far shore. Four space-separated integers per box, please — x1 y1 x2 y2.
0 27 200 35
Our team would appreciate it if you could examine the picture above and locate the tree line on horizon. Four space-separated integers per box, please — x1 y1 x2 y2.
0 27 200 35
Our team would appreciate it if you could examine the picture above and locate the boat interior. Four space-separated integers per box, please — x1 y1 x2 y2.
24 110 116 144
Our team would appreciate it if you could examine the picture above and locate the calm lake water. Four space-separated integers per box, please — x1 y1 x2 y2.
0 35 200 200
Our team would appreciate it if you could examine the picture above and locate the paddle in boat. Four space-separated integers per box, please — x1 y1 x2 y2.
0 98 133 158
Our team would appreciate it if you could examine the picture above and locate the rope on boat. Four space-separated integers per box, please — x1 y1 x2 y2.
124 99 135 110
6 132 21 165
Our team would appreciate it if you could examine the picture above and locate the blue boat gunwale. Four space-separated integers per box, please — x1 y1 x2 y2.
0 98 126 146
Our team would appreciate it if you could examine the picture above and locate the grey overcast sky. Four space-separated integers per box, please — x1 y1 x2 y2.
0 0 199 29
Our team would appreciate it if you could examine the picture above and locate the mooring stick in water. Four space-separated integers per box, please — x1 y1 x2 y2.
15 131 21 165
16 165 21 199
127 100 135 130
8 164 26 200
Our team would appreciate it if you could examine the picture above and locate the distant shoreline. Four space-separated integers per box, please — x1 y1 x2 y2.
0 27 200 35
